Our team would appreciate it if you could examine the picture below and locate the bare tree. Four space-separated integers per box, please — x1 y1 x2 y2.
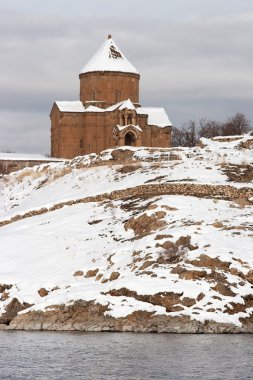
172 121 197 147
1 149 15 153
172 127 186 147
172 113 252 147
222 113 251 136
198 118 223 138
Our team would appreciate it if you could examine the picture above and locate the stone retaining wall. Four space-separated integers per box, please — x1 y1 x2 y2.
0 159 62 175
1 183 252 229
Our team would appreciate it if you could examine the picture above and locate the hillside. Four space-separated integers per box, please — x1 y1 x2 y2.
0 135 253 332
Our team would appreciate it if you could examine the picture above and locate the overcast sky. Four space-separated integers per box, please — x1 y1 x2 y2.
1 0 253 154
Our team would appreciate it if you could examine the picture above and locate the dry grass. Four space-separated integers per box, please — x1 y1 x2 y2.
15 167 47 182
50 166 72 181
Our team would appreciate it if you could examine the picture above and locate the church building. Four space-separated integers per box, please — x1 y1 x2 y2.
50 35 172 159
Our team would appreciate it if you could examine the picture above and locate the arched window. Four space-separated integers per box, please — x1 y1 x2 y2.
127 115 132 125
92 91 96 101
122 115 125 125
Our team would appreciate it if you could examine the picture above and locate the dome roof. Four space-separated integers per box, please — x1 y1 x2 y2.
80 36 139 75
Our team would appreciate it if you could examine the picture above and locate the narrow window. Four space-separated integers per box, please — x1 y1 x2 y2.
127 115 132 125
80 139 84 148
92 91 96 101
115 91 120 102
122 115 125 125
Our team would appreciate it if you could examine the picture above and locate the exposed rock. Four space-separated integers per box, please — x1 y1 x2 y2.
212 221 224 228
197 293 205 302
0 284 12 293
155 234 173 240
8 300 244 333
117 165 141 174
171 267 207 281
245 270 253 284
181 297 196 307
111 149 134 162
1 292 10 301
88 219 102 225
225 295 253 315
106 288 184 312
0 298 31 325
124 211 166 237
162 205 178 211
222 164 253 183
109 272 120 281
38 288 49 297
95 273 103 281
139 261 155 270
73 270 84 277
175 235 198 251
188 254 231 271
212 283 236 297
85 269 99 278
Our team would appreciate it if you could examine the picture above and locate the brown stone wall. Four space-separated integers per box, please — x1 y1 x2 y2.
51 108 121 157
141 125 171 148
79 71 140 105
50 107 61 157
1 182 253 228
51 105 172 159
51 111 86 159
82 111 119 154
150 126 171 148
0 160 59 175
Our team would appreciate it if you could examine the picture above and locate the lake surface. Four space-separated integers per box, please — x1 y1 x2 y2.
0 332 252 379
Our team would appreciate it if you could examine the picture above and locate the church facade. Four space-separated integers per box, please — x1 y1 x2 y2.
50 35 172 159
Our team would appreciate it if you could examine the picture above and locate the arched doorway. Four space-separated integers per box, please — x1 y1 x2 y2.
124 131 136 146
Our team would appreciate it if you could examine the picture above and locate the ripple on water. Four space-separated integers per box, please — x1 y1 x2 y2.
0 332 252 380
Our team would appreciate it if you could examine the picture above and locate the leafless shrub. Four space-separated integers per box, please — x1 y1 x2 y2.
161 245 188 263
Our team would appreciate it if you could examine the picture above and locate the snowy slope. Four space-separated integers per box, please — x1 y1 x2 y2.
0 135 253 331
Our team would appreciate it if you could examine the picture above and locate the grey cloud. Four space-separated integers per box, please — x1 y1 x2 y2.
0 7 253 153
0 111 50 154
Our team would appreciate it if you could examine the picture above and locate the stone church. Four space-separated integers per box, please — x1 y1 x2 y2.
50 35 172 159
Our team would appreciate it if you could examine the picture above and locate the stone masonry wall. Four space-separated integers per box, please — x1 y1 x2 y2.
51 105 172 158
1 182 252 228
79 71 140 105
0 160 59 175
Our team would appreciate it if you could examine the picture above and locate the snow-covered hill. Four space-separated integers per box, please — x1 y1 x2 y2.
0 135 253 332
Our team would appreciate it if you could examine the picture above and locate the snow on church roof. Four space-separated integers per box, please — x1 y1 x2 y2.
80 36 139 75
119 99 135 110
137 107 172 128
55 101 85 113
54 99 172 128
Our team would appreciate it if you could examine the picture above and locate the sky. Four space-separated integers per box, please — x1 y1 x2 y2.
0 0 253 154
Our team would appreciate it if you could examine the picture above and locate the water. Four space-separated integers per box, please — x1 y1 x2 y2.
0 332 252 380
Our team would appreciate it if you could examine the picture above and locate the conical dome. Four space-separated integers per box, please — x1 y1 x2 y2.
80 36 139 75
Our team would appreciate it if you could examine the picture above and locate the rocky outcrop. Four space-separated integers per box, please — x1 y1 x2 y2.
222 164 253 183
124 211 166 237
0 298 31 325
38 288 49 297
8 300 244 333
